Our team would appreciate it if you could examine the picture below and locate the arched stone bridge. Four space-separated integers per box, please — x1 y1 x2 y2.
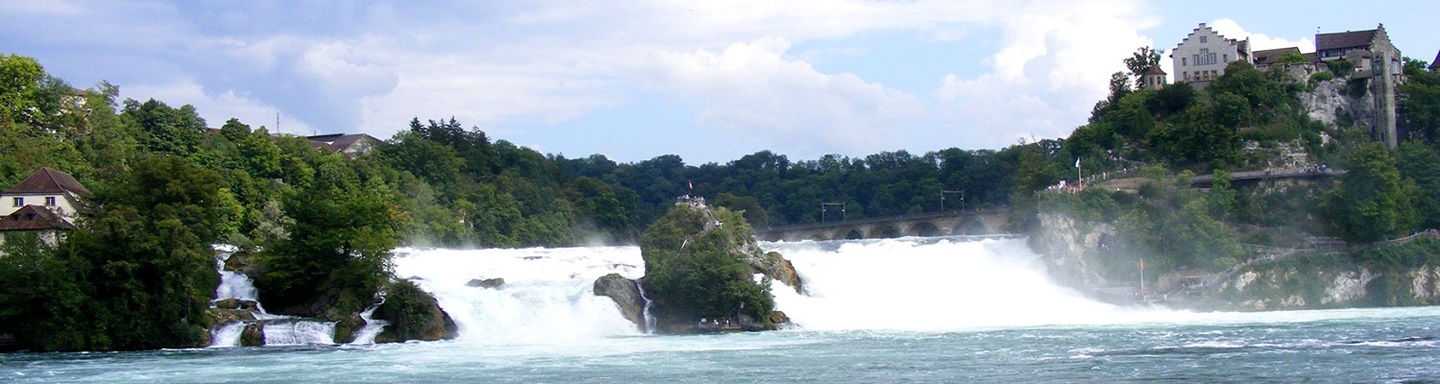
754 208 1009 242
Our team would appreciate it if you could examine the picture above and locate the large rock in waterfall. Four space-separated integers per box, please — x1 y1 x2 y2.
593 273 648 332
622 198 797 334
373 280 459 342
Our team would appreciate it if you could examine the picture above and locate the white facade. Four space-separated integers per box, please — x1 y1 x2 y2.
1172 23 1251 88
0 192 81 224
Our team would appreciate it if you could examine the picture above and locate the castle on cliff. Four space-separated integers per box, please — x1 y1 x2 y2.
1160 22 1406 148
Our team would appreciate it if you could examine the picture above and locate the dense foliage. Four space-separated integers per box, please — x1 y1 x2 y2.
0 156 225 351
639 204 774 328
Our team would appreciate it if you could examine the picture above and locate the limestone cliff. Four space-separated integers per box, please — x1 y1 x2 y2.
1030 212 1119 292
1211 242 1440 311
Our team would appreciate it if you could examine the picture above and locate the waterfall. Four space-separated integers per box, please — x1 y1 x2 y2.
391 247 645 343
635 280 657 334
350 298 389 345
208 322 246 348
262 321 337 346
209 250 336 346
765 236 1187 331
379 237 1188 341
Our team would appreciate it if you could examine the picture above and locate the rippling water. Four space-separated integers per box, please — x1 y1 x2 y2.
5 307 1440 383
4 238 1438 382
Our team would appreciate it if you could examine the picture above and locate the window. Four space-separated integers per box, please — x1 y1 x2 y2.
1200 36 1207 43
1182 57 1187 66
45 196 56 206
1223 54 1228 62
11 197 20 207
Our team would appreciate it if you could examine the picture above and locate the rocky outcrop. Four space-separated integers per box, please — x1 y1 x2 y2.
636 200 796 334
332 313 365 344
593 273 647 332
1303 77 1376 130
207 308 257 324
213 298 260 312
373 280 459 342
240 322 264 346
1031 212 1118 291
466 278 506 288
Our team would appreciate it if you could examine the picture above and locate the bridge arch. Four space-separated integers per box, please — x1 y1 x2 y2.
905 221 942 237
952 217 989 235
868 224 901 239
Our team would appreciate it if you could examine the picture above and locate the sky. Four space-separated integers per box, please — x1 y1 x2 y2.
2 1 1434 164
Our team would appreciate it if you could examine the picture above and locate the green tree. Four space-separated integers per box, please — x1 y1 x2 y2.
1395 140 1440 229
1323 143 1415 243
1124 46 1163 88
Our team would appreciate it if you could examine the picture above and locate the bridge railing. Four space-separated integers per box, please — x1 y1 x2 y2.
754 208 1007 233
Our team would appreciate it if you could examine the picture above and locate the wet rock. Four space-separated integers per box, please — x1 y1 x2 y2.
465 278 506 289
593 273 646 332
241 322 265 346
374 280 459 342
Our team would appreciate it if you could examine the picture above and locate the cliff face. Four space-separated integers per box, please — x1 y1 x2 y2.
1303 77 1376 130
1030 212 1119 292
1032 211 1440 311
1215 260 1440 311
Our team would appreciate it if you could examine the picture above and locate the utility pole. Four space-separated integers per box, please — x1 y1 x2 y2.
941 190 964 212
821 202 845 223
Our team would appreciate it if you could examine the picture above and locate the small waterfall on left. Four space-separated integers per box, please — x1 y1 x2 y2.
208 250 341 347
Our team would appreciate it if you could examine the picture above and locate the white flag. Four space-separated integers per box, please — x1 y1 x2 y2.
1074 158 1081 168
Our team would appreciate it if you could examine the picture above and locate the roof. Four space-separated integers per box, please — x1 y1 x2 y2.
0 205 76 232
1316 29 1378 52
1431 51 1440 70
1143 65 1166 75
4 167 92 198
306 133 381 153
1252 47 1302 66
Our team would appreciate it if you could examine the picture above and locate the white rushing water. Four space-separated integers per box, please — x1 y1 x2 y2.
392 246 646 344
766 236 1193 330
209 251 343 347
390 236 1191 340
350 301 389 345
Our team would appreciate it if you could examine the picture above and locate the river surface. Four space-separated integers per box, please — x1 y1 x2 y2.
3 237 1439 383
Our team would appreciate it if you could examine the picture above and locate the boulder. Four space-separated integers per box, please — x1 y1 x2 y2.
240 322 265 346
214 298 261 312
332 313 365 344
593 273 647 332
374 280 459 342
208 308 257 324
465 278 506 289
768 310 790 325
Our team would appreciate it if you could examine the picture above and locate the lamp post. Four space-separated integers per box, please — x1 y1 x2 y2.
821 202 845 223
941 190 964 212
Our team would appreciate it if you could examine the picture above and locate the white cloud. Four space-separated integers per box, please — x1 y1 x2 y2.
935 0 1158 147
6 0 1177 160
1210 18 1314 53
122 80 313 134
641 37 924 157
